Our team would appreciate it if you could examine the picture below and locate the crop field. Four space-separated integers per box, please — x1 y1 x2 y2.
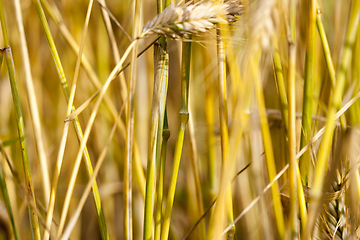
0 0 359 239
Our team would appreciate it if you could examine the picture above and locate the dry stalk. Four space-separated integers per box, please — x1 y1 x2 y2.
140 0 243 39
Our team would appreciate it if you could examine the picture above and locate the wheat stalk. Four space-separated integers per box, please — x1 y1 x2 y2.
140 0 243 39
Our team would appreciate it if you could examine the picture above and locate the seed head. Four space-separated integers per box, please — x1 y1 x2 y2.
140 1 243 39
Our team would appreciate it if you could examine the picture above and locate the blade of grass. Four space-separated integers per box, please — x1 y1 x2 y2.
1 138 19 147
0 1 41 237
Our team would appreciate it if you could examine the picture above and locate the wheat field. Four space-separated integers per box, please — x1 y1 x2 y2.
0 0 359 239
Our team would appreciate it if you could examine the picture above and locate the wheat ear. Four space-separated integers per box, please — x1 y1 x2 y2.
140 1 243 39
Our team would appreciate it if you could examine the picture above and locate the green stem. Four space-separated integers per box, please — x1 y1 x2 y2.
143 1 169 237
0 141 19 240
143 39 168 240
299 0 317 186
272 35 289 133
316 7 347 130
154 40 169 240
155 109 170 240
0 1 41 238
160 40 191 240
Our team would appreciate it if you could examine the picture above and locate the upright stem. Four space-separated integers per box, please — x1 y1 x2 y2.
316 7 347 129
143 40 167 240
155 109 170 240
160 40 191 240
299 0 317 186
154 41 169 240
272 35 289 133
0 1 41 239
